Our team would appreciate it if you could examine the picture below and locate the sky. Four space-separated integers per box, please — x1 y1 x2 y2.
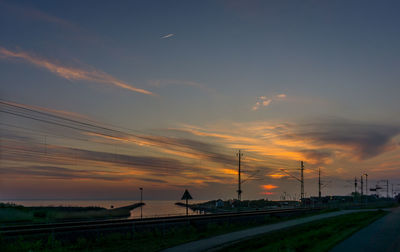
1 0 400 201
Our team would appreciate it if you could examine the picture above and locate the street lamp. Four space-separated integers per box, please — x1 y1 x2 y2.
139 187 143 219
364 173 368 196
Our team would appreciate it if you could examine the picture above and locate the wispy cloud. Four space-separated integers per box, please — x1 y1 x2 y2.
1 139 211 181
1 1 105 45
5 100 399 192
252 93 287 111
1 100 235 172
177 119 400 170
252 96 272 111
3 98 400 198
1 1 74 28
292 121 400 160
1 165 122 181
84 131 237 167
161 33 175 39
0 47 154 95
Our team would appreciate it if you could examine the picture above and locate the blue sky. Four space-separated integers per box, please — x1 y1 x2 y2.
1 0 400 200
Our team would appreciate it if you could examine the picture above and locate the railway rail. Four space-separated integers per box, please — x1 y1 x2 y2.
0 207 320 236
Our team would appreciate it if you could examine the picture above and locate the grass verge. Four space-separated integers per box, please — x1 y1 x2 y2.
0 203 142 225
218 210 387 252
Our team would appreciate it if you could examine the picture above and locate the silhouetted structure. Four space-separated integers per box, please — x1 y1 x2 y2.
181 189 193 216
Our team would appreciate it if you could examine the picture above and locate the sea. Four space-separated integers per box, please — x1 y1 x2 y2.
3 200 207 219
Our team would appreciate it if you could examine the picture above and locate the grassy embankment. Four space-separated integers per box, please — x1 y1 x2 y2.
219 210 387 252
179 199 398 214
1 208 337 251
0 207 388 251
0 203 143 225
176 199 292 213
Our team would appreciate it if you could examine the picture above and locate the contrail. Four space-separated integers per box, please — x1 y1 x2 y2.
161 33 174 39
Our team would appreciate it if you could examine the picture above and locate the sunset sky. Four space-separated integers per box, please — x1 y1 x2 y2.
1 0 400 201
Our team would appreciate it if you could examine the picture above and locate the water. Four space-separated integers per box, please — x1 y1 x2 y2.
3 200 206 219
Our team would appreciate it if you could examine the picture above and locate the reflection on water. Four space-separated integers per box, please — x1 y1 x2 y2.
128 200 205 218
5 200 206 218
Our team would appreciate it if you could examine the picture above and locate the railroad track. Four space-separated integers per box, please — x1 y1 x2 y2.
0 208 318 236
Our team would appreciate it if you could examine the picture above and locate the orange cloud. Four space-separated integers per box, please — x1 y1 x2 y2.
261 192 275 195
261 184 278 190
221 168 238 175
269 174 287 179
178 121 341 166
0 47 153 95
178 126 259 144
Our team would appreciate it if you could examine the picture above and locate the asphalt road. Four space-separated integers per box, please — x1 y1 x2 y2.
330 207 400 252
163 209 369 252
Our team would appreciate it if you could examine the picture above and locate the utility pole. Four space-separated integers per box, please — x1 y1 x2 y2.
360 176 364 196
392 184 394 198
318 168 321 199
279 164 304 203
364 173 368 204
300 161 304 201
354 177 358 195
236 150 243 201
387 180 389 198
139 187 143 219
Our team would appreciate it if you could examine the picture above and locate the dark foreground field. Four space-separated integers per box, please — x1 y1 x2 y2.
0 208 387 252
219 210 387 252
